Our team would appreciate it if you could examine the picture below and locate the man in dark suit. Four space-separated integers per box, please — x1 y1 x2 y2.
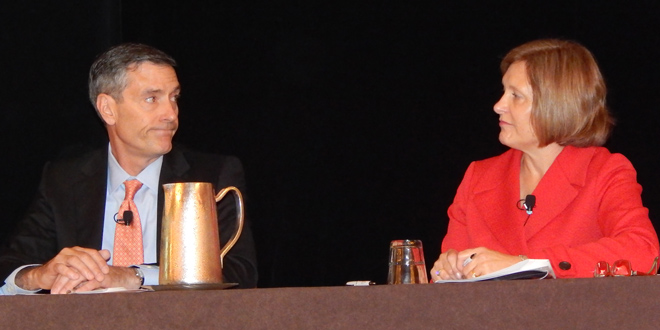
0 43 257 294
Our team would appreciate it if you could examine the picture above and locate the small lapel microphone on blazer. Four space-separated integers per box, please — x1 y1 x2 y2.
524 195 536 215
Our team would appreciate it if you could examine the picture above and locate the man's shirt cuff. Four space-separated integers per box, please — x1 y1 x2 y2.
134 264 159 286
0 264 42 295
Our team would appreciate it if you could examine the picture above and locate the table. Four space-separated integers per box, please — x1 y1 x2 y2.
2 276 659 329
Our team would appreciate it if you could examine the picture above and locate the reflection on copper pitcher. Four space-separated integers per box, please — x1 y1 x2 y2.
159 182 244 285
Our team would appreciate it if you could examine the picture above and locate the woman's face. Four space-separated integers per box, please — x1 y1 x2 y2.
493 61 538 151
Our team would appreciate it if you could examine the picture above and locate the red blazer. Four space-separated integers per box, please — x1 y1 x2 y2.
442 145 659 278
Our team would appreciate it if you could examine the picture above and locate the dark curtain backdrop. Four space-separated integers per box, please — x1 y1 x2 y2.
1 1 659 287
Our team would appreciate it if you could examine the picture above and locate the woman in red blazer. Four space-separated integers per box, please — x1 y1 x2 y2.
430 39 659 280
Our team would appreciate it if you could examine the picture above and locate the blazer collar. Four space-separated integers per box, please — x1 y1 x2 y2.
522 146 587 239
473 146 594 251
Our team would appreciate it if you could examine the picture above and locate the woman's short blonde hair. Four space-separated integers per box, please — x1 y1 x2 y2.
501 39 614 147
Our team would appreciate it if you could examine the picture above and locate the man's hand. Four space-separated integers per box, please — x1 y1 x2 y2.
50 266 141 294
15 247 111 291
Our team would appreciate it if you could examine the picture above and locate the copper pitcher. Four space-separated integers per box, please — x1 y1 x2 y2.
159 182 244 285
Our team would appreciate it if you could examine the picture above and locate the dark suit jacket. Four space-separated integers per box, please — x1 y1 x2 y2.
0 145 258 288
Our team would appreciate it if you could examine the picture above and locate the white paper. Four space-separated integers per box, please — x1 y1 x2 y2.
68 287 151 294
434 259 556 283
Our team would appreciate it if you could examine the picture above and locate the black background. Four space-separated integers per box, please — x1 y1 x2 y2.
1 1 659 287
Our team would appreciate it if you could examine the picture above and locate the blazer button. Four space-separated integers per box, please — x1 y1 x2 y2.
559 261 571 270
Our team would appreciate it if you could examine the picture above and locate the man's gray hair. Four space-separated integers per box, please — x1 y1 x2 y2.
88 43 176 110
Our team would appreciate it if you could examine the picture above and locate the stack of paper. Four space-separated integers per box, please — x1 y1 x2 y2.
434 259 555 283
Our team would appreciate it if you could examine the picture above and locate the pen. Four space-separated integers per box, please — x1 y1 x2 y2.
346 281 376 286
463 253 476 267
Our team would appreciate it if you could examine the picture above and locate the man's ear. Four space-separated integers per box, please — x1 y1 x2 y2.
96 93 117 125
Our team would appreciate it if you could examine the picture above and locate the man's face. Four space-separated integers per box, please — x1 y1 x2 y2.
107 62 180 163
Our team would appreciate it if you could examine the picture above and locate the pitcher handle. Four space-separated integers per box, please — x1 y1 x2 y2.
215 186 244 267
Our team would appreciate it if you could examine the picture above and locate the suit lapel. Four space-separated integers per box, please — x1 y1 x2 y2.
473 149 529 252
523 146 590 239
73 149 108 248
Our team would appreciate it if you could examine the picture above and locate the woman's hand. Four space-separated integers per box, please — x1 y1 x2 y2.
430 249 463 281
458 247 522 279
431 247 522 281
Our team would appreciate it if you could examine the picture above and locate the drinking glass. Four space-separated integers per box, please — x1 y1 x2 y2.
387 239 428 284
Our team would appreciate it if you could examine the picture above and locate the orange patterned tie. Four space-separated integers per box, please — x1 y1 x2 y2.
113 179 144 267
